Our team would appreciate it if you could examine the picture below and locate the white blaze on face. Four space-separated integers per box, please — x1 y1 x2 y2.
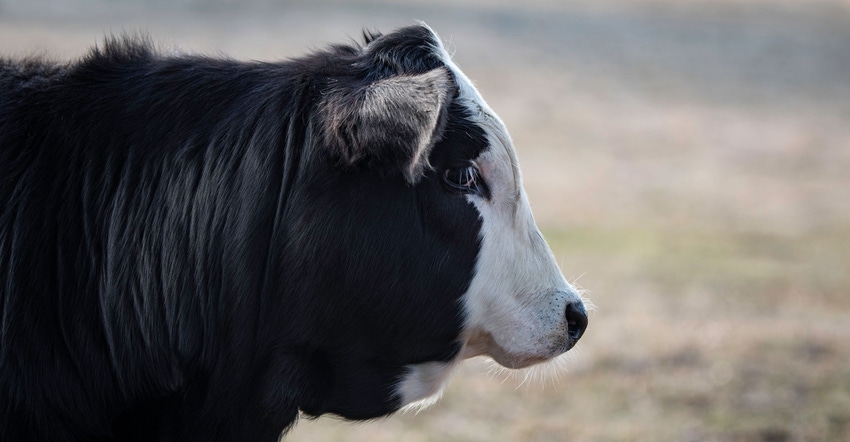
460 118 583 367
397 24 588 408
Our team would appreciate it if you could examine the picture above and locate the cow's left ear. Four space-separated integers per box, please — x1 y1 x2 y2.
318 68 452 184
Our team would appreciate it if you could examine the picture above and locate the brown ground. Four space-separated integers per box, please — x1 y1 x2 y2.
2 1 849 440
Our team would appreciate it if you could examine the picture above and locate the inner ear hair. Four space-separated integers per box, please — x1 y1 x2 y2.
319 67 452 184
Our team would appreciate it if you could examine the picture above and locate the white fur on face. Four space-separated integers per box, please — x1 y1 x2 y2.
397 24 587 408
460 119 584 369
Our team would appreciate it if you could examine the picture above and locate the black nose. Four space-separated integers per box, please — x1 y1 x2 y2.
565 301 588 345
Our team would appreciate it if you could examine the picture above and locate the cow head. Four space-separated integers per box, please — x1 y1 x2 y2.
282 23 588 420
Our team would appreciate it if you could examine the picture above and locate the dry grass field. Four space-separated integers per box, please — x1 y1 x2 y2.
2 0 848 440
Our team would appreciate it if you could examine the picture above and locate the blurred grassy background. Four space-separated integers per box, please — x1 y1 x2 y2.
2 0 848 440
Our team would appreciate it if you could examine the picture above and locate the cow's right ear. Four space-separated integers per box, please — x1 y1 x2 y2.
317 68 452 184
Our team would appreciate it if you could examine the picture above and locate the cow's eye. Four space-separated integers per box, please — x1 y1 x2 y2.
443 166 482 194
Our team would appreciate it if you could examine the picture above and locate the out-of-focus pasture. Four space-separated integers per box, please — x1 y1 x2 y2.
2 0 849 440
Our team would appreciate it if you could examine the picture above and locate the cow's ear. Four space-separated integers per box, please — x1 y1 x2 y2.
318 67 452 184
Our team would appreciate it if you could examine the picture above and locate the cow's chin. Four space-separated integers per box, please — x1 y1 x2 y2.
486 349 555 370
460 331 570 370
396 333 573 411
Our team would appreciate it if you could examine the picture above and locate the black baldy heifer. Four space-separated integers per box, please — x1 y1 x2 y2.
0 25 588 441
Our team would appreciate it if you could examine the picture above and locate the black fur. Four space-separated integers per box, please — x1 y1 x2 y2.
0 25 489 441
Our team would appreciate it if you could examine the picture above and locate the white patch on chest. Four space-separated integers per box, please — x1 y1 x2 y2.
396 361 457 411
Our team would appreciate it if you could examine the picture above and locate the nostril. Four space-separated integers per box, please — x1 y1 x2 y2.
565 302 588 343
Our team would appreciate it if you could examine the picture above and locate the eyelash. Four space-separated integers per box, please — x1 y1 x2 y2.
443 165 483 195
